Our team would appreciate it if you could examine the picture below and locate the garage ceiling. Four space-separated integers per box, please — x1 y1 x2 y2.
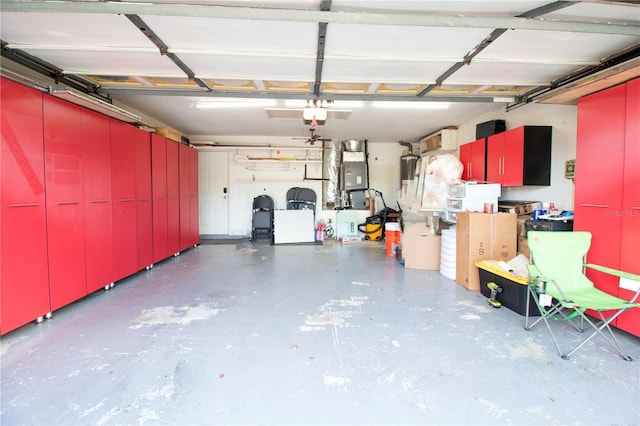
1 0 639 144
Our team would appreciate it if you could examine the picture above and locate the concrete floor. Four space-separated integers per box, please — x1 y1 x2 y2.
1 241 639 425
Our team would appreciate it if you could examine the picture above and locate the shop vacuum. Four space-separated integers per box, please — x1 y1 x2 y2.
358 189 401 240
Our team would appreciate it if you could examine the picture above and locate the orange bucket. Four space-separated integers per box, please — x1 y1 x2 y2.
385 222 401 257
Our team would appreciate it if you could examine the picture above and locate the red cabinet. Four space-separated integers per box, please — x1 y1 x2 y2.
152 134 168 262
574 83 625 297
487 126 551 186
43 96 88 311
111 120 139 280
1 79 199 334
82 109 115 293
617 78 640 336
1 78 51 334
179 143 191 251
190 147 200 246
166 140 180 256
135 130 154 270
575 79 639 336
459 138 486 181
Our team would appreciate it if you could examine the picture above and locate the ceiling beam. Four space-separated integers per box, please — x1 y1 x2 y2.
2 1 638 36
313 0 332 98
98 87 499 103
417 1 575 97
125 14 212 91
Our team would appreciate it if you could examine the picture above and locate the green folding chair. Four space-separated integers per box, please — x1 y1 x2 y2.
525 231 640 361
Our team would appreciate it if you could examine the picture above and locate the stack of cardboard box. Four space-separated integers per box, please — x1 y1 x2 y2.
455 212 517 291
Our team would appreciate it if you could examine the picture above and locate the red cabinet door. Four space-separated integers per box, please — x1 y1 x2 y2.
166 140 180 255
179 143 191 251
82 109 115 293
190 148 200 246
469 139 486 181
111 120 138 280
1 78 51 334
502 128 525 187
135 129 154 270
43 96 87 310
459 143 472 180
459 139 486 181
618 78 640 336
151 134 168 262
486 133 504 184
574 84 626 297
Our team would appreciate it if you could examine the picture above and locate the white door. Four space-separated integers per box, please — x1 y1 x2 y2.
199 151 229 235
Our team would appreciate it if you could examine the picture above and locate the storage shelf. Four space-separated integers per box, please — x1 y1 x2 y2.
233 146 322 164
235 158 322 164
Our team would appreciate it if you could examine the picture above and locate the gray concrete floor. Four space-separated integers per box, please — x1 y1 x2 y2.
1 241 639 425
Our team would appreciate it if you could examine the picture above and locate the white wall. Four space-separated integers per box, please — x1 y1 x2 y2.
201 102 579 236
212 142 408 236
227 153 323 236
457 103 577 211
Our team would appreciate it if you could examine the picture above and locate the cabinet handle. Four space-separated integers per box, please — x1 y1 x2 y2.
139 198 151 201
468 163 472 180
56 201 79 205
632 206 640 210
501 156 505 175
117 198 134 202
9 203 39 207
91 200 109 203
580 203 609 208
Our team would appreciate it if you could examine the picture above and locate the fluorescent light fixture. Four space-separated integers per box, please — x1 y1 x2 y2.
332 101 364 108
195 99 277 109
48 88 141 122
372 101 449 109
493 97 515 103
303 106 328 121
284 99 308 108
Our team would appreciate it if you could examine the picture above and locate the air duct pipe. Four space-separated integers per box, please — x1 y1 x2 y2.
399 141 419 189
398 140 413 154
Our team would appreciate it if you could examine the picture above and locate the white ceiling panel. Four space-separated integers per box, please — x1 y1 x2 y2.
183 53 316 81
322 58 451 83
477 29 640 64
18 49 181 77
0 12 153 48
332 1 550 16
545 2 640 23
142 15 318 54
450 61 583 86
325 23 492 59
144 0 321 9
1 0 638 143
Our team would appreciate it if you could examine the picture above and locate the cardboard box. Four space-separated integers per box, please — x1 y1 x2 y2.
518 236 530 258
455 212 517 291
403 223 441 270
156 127 182 142
516 214 532 237
498 201 541 215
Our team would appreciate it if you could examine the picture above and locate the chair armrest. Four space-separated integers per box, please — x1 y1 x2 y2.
585 263 640 282
586 263 640 303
